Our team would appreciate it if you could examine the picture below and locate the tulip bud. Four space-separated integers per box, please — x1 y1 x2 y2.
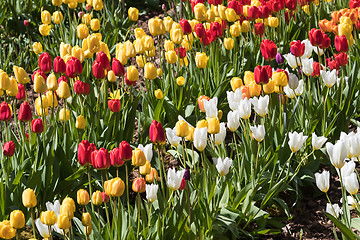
157 68 163 77
0 101 11 121
104 177 125 197
165 50 178 64
3 141 15 157
207 117 220 134
108 99 121 112
194 3 207 21
92 191 103 206
10 210 25 229
31 118 43 133
57 81 71 99
223 38 234 50
170 27 183 44
164 40 174 52
18 102 32 122
112 58 124 76
57 214 71 230
6 76 18 96
46 91 58 108
15 84 25 101
81 212 91 226
22 188 37 208
90 18 100 31
146 168 159 182
72 45 84 63
52 11 63 24
119 141 132 160
260 39 277 61
34 73 47 93
128 7 139 21
77 189 90 205
154 89 163 99
176 76 185 86
39 24 51 36
91 148 111 169
149 120 166 144
132 148 147 167
0 71 10 90
77 24 89 39
144 63 157 80
41 10 51 24
33 42 43 54
13 66 30 84
132 177 146 193
107 70 116 83
254 65 270 85
40 211 57 226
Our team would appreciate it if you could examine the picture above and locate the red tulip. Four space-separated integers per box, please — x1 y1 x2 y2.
125 73 136 86
112 58 125 76
327 58 340 71
96 51 110 71
309 28 323 47
290 40 305 57
271 0 285 13
258 5 270 19
39 52 52 73
74 80 90 95
335 35 349 52
260 39 277 61
16 84 26 101
179 178 186 190
208 0 222 5
284 10 294 23
194 23 206 38
119 141 132 160
335 52 348 67
31 118 43 133
54 56 66 74
110 148 124 167
0 102 11 121
350 0 360 8
311 62 322 77
248 6 260 19
78 140 96 166
210 22 222 39
92 60 106 79
18 102 32 122
228 0 243 15
285 0 297 10
3 141 15 157
254 65 270 85
58 76 68 85
66 57 83 78
254 23 265 37
108 99 121 112
180 19 192 35
149 120 166 145
91 148 111 169
24 20 29 26
32 70 46 81
101 192 109 203
175 47 186 59
320 33 330 49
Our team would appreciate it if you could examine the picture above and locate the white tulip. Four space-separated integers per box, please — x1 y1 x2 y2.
35 218 51 238
339 160 356 181
250 125 265 142
340 196 357 210
238 98 251 119
340 132 352 159
146 184 158 203
166 127 182 147
326 203 342 218
312 133 327 150
301 58 314 76
138 143 153 162
178 115 194 128
227 111 240 132
288 131 308 152
284 85 295 98
301 39 313 59
194 127 207 151
46 200 63 235
326 141 347 169
344 172 359 195
284 53 298 69
313 46 324 56
288 72 299 90
214 122 226 145
213 157 233 176
314 170 330 193
203 97 218 118
295 79 304 96
167 168 185 191
250 95 269 117
320 69 337 88
227 88 243 111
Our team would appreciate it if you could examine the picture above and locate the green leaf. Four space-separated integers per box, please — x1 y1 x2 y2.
324 212 360 239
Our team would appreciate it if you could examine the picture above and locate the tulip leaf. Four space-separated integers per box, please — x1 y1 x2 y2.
324 212 360 239
351 218 360 232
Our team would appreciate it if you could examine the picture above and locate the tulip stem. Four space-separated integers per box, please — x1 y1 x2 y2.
87 166 95 214
30 208 36 238
322 87 329 134
125 162 131 218
136 193 141 239
254 142 260 177
48 226 53 240
156 147 166 198
97 207 101 240
101 171 111 236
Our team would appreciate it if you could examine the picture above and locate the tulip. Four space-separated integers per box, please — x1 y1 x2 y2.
312 133 327 150
81 212 91 227
167 168 185 191
39 52 52 73
92 191 103 206
194 127 207 151
66 57 83 78
77 24 89 39
315 170 330 193
78 140 96 166
335 35 349 52
52 11 63 24
146 168 159 183
91 148 110 169
10 210 25 229
119 141 132 160
344 172 359 195
230 77 243 92
194 3 207 21
207 117 220 134
126 66 139 82
260 39 277 61
72 45 84 63
320 69 337 88
223 38 234 50
276 53 284 65
326 203 341 218
309 28 323 46
110 148 124 167
56 81 71 99
284 53 298 69
195 23 206 38
15 84 25 100
148 17 165 36
146 184 158 203
250 125 265 142
195 52 209 69
33 42 43 54
175 120 190 137
128 7 139 21
166 127 182 147
22 188 36 208
214 122 226 145
254 65 270 85
335 52 348 67
250 95 269 117
165 50 178 64
18 102 32 122
101 192 109 203
154 89 163 99
213 157 233 176
31 118 43 133
39 24 51 36
132 177 146 193
228 89 242 111
92 60 106 79
0 101 11 121
149 120 166 145
326 141 348 170
132 148 146 167
180 19 192 34
13 66 30 84
203 97 218 118
57 214 71 230
59 108 70 121
197 95 209 112
196 120 208 129
112 58 125 76
288 131 308 152
40 211 57 226
0 221 16 239
227 110 240 132
3 141 15 157
108 99 121 112
104 177 125 197
77 189 90 205
60 204 74 220
301 58 314 76
144 63 157 80
0 71 9 91
320 33 331 49
254 22 264 36
284 85 295 98
290 40 305 57
288 73 299 90
6 77 18 96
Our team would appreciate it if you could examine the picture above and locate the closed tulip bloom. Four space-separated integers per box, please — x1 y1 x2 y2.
227 111 240 132
13 66 30 84
167 168 185 191
261 39 277 61
112 58 124 76
92 191 102 206
132 177 146 193
312 133 327 150
154 89 163 99
194 127 207 151
166 127 182 147
77 189 90 205
326 141 347 169
81 212 91 226
92 0 103 11
146 168 159 182
213 157 233 176
195 23 206 38
0 102 11 121
344 172 359 195
3 141 15 157
108 99 121 112
126 66 139 82
59 108 70 121
165 50 178 64
77 24 89 39
146 184 158 202
207 117 220 134
6 77 18 96
223 38 234 50
132 148 147 167
148 17 165 36
254 22 265 36
45 73 57 91
144 63 157 80
10 210 25 229
72 45 84 63
110 148 124 167
101 192 109 203
57 214 71 230
288 131 308 152
52 0 62 6
89 18 100 31
119 141 132 160
203 97 218 118
52 11 63 24
320 69 337 88
196 120 208 129
128 7 139 21
66 57 83 78
254 65 270 85
315 170 330 193
18 102 32 122
15 84 25 100
230 77 243 92
194 3 207 21
22 188 37 208
195 52 209 68
78 140 96 166
301 58 314 76
164 40 175 52
325 203 341 218
40 211 56 226
33 42 43 54
309 28 323 46
56 81 71 99
335 35 349 52
53 57 65 74
91 148 110 169
31 118 43 133
133 39 144 54
214 122 226 145
39 24 51 36
0 71 10 90
290 40 305 57
105 177 125 197
250 95 269 117
149 120 166 144
176 120 190 137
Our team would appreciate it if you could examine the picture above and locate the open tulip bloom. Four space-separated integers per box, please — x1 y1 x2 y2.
213 157 233 177
288 131 308 153
167 168 186 191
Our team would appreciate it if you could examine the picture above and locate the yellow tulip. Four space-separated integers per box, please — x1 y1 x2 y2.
52 11 63 24
225 8 237 22
170 28 183 44
40 211 57 226
6 77 18 97
163 16 174 32
60 42 72 58
57 214 71 230
13 66 30 84
39 24 51 36
76 115 86 129
41 10 51 24
134 28 146 39
165 50 178 64
223 38 234 50
230 23 241 37
176 76 185 86
22 188 37 208
144 63 157 80
82 13 91 25
34 73 47 93
128 7 139 21
139 161 151 175
207 117 220 134
164 40 175 52
10 210 25 229
57 81 71 99
143 36 154 51
77 24 89 39
136 56 145 68
230 77 243 91
127 66 139 82
176 120 189 137
132 149 147 167
154 89 163 99
195 52 209 69
134 39 145 54
72 45 84 62
90 18 100 31
194 3 207 21
59 108 70 121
